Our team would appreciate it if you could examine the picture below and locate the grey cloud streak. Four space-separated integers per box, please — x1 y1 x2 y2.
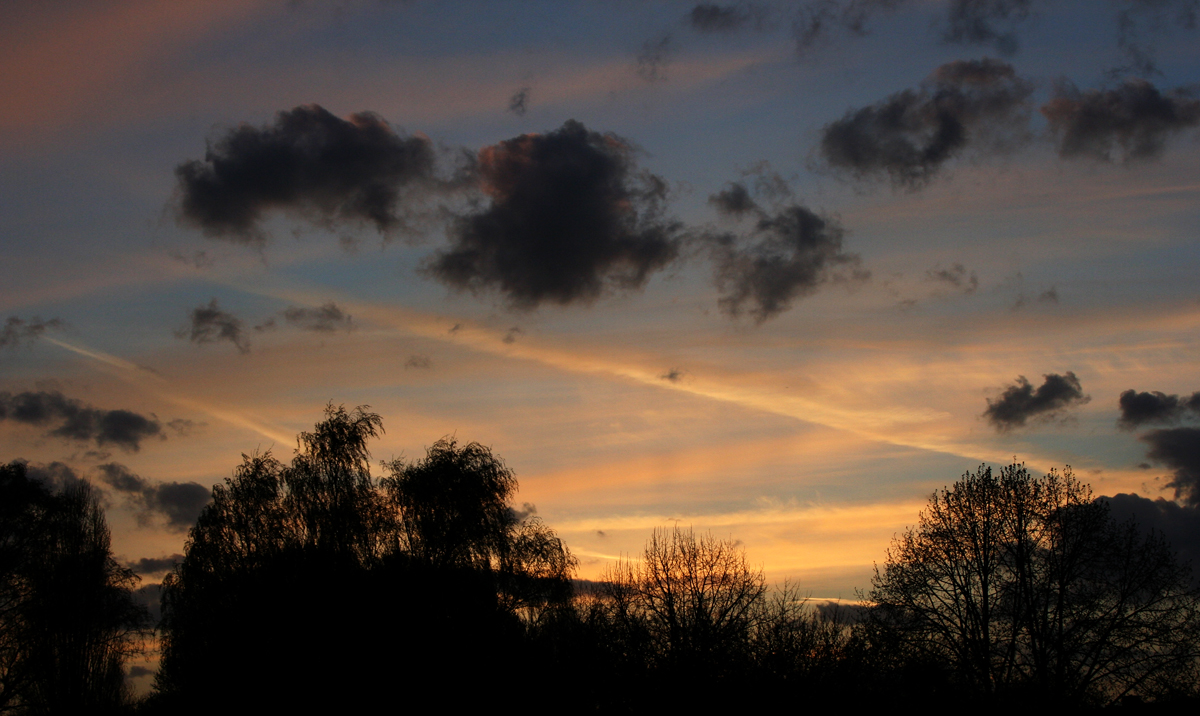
0 390 163 452
1 316 65 348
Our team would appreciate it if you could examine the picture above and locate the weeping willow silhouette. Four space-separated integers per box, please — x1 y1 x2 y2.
153 405 574 711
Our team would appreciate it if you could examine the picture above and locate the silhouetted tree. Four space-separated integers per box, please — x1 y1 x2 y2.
154 406 573 712
0 461 148 715
869 463 1200 707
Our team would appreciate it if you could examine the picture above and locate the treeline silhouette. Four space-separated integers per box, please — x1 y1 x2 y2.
2 405 1199 713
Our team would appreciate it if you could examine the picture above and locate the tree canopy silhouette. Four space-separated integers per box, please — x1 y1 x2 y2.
154 405 574 712
0 461 148 715
869 463 1200 706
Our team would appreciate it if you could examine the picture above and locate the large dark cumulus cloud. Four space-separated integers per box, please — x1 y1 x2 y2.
175 104 437 242
178 298 250 353
97 463 211 532
983 371 1089 431
1042 79 1200 162
427 120 681 308
706 183 867 322
1103 493 1200 576
1142 428 1200 507
0 390 162 451
820 58 1033 188
1 316 64 348
1119 389 1200 429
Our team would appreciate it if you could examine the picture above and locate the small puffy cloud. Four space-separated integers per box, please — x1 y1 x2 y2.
282 302 353 333
97 463 211 531
178 299 249 353
983 371 1090 431
688 3 761 33
661 368 685 382
706 190 867 322
404 355 431 369
508 87 530 116
1141 427 1200 507
819 58 1033 188
174 104 438 243
925 262 978 293
1042 79 1200 162
427 120 681 308
1119 389 1200 429
942 0 1035 55
0 316 65 348
0 391 162 452
708 183 760 217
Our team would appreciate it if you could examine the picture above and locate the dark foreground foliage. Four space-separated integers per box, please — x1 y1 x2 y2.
148 405 573 713
0 461 149 715
5 405 1200 713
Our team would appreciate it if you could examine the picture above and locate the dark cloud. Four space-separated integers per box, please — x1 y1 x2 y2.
19 460 86 492
1103 493 1200 572
1114 0 1198 75
502 326 522 344
508 87 530 116
282 302 353 333
1037 286 1058 304
982 371 1090 430
820 59 1033 188
636 33 673 82
706 192 867 322
0 390 162 452
1119 389 1200 429
404 354 431 369
166 418 203 436
174 104 438 242
688 3 761 33
126 554 185 576
1042 79 1200 162
128 665 155 679
1 316 65 348
1142 428 1200 506
427 120 681 308
97 463 211 531
178 298 250 353
793 0 909 54
168 250 215 269
942 0 1036 55
661 368 685 382
708 182 760 217
925 263 978 293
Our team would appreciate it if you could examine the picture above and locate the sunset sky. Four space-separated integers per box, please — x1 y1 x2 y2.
4 0 1200 647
